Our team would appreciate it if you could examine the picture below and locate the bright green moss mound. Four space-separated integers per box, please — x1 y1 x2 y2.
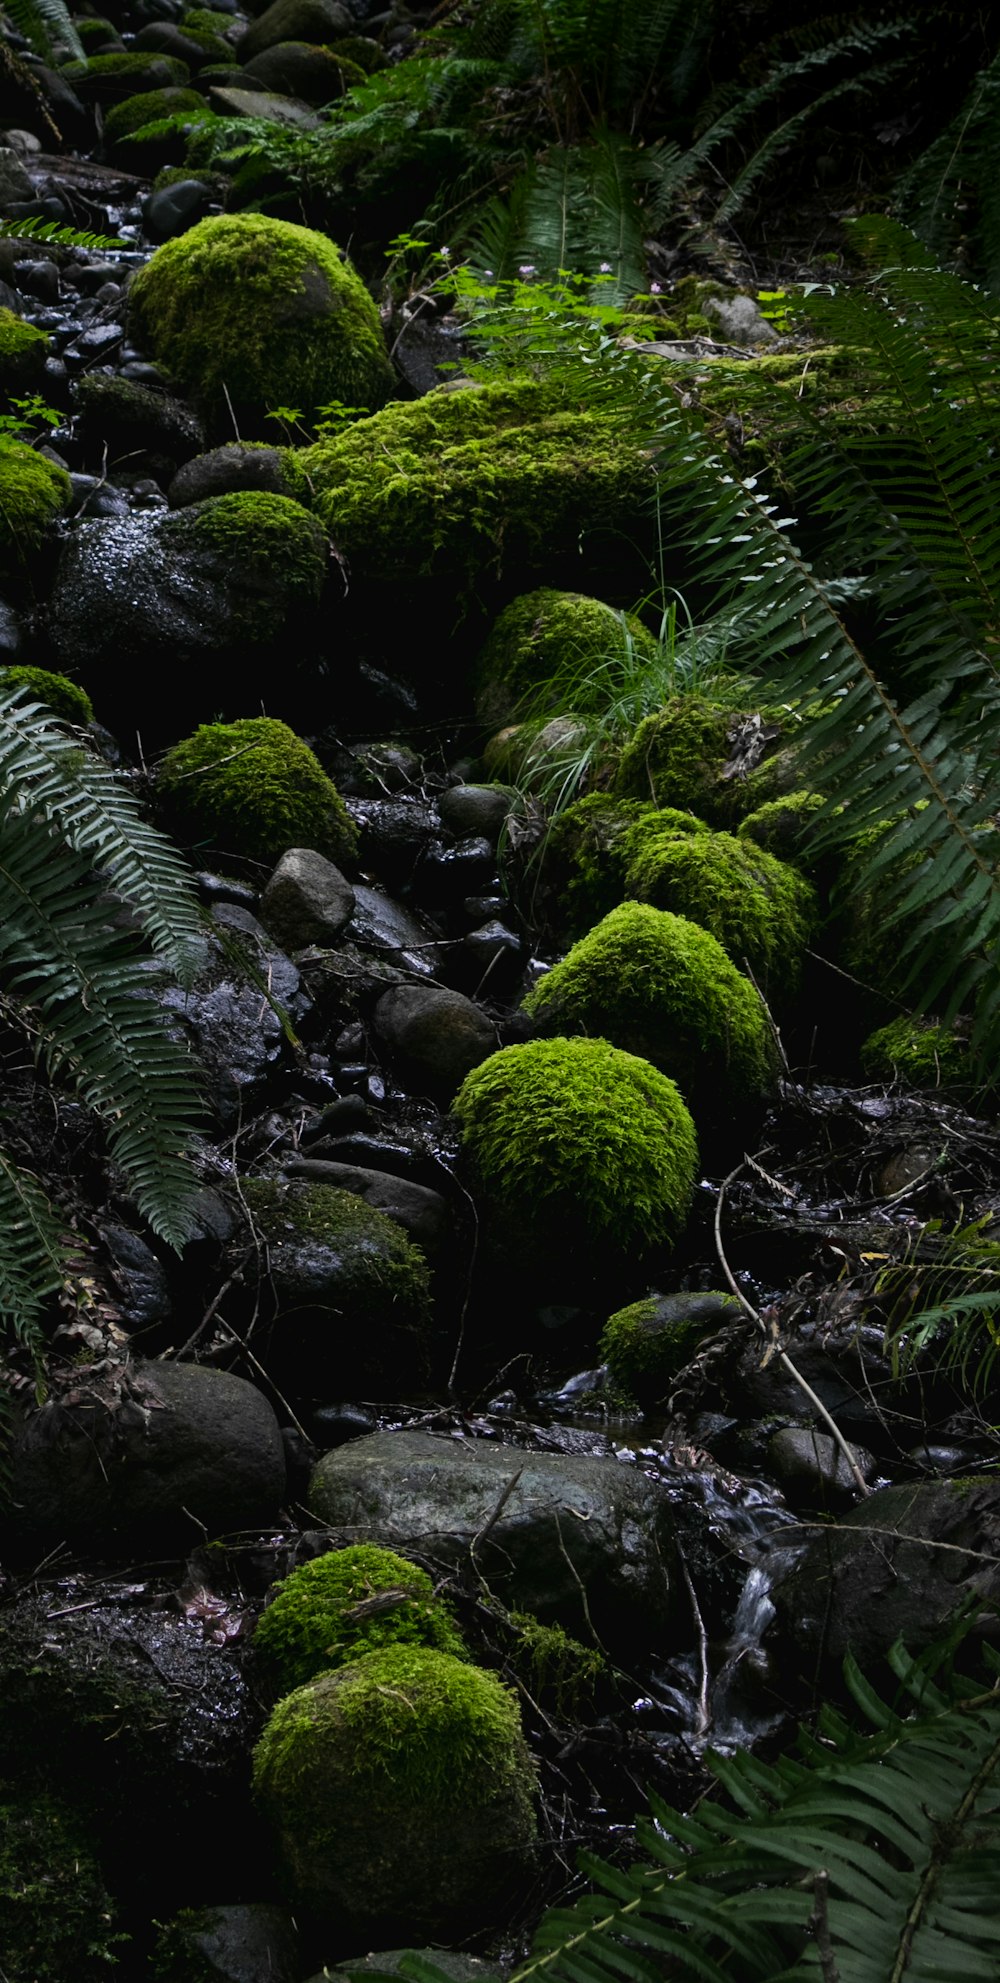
178 490 327 597
103 87 206 145
0 438 71 571
0 667 93 725
158 716 358 869
614 693 788 824
474 587 660 728
252 1646 537 1934
253 1545 467 1701
599 1291 739 1407
859 1015 976 1090
0 1792 122 1982
0 307 48 391
523 903 778 1122
738 789 826 862
534 792 678 939
128 214 394 434
281 378 652 587
453 1036 697 1271
623 816 816 1000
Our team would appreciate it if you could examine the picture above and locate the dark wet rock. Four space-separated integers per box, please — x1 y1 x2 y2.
260 846 356 950
351 795 441 890
769 1476 1000 1676
159 911 305 1130
414 834 498 905
438 782 514 844
237 0 353 61
72 370 206 471
242 39 354 103
0 146 37 211
101 1221 173 1330
459 919 525 994
306 1428 678 1651
285 1156 453 1256
169 441 292 506
144 174 220 240
43 494 328 737
348 883 447 977
766 1425 875 1505
208 85 324 128
14 255 59 303
7 1359 287 1548
152 1903 300 1983
373 983 496 1097
310 1400 378 1446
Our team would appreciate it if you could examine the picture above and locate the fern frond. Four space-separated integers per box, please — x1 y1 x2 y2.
896 48 1000 291
1 0 84 63
0 216 124 251
0 802 202 1247
0 1146 68 1357
0 689 207 988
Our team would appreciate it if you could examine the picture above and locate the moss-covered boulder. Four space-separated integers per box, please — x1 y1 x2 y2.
0 1791 122 1983
737 788 827 863
859 1014 976 1090
127 214 394 436
528 791 658 938
623 814 817 1000
102 85 207 167
61 50 191 100
0 438 70 575
46 492 329 733
237 1178 432 1395
600 1290 739 1408
252 1646 537 1938
253 1544 467 1702
473 586 660 729
0 666 93 725
614 693 792 824
453 1036 697 1290
281 378 654 599
158 716 358 871
0 306 49 393
523 902 779 1132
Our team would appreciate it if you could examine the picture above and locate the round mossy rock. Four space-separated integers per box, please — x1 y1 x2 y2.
127 213 394 436
452 1036 697 1284
253 1543 467 1702
473 586 660 728
531 792 659 939
522 902 779 1132
599 1291 739 1408
0 306 49 393
252 1646 537 1938
613 693 790 824
859 1014 976 1090
623 815 816 1001
158 716 358 870
0 667 93 725
0 438 70 574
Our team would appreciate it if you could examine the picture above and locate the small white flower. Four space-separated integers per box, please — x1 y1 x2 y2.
518 263 536 278
650 281 662 294
599 261 612 273
439 245 452 259
483 269 494 279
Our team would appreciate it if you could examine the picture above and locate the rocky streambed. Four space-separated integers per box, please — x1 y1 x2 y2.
2 5 1000 1980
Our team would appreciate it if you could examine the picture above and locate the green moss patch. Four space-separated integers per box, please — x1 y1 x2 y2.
859 1014 976 1090
614 693 791 824
0 1792 123 1983
623 815 817 1000
523 902 778 1126
0 438 71 573
0 307 48 393
127 213 394 436
281 377 653 590
158 715 357 870
254 1544 467 1702
453 1035 697 1277
599 1290 738 1407
474 586 660 729
0 666 93 725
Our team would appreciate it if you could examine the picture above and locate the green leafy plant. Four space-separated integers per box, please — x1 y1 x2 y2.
0 393 61 442
0 686 207 1368
392 1614 1000 1983
0 0 84 64
874 1215 1000 1399
457 221 1000 1066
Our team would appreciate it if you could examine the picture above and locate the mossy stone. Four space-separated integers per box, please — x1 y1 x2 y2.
281 377 653 593
453 1035 697 1284
0 306 49 393
158 716 358 870
531 791 659 938
473 586 660 729
61 50 191 99
859 1014 976 1090
738 789 826 863
0 438 70 574
623 815 817 1001
523 902 779 1131
127 213 394 437
0 1791 123 1983
0 666 93 725
252 1646 537 1937
102 85 206 150
599 1291 738 1407
239 1178 432 1390
613 693 790 824
253 1544 467 1701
